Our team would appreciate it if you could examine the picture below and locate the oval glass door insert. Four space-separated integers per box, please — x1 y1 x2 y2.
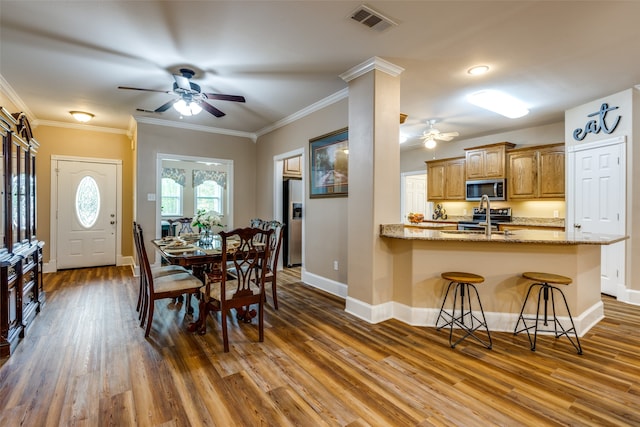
76 176 100 228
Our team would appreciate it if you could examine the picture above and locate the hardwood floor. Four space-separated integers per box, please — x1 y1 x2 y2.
1 266 639 426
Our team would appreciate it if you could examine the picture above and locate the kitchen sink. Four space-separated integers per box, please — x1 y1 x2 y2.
440 230 514 235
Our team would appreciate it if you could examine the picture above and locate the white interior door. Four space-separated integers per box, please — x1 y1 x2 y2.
56 160 117 269
403 174 427 218
573 140 625 296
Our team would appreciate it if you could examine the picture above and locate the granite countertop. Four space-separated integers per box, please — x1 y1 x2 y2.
380 224 626 245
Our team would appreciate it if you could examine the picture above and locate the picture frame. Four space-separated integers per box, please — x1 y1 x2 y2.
309 127 348 198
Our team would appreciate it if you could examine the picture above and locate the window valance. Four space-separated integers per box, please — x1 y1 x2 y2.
193 170 227 189
162 168 186 186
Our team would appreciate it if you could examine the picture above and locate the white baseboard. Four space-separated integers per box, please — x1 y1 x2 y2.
618 286 640 305
300 269 348 299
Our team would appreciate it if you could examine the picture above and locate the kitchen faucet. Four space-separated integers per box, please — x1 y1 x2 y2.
479 194 491 237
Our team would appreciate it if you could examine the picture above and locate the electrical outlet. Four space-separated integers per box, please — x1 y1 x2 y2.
553 210 559 218
333 261 339 271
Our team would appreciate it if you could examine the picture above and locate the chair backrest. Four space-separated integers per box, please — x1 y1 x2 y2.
264 220 285 273
220 227 273 306
169 217 193 236
249 218 265 229
135 224 156 295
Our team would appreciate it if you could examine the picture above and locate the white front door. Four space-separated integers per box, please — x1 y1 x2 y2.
572 139 625 296
56 160 118 269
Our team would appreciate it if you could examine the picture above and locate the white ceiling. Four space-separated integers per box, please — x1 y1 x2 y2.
2 1 640 148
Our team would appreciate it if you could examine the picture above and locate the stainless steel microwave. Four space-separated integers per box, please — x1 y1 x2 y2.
466 179 506 201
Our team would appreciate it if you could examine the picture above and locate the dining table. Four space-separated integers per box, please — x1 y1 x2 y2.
152 233 266 334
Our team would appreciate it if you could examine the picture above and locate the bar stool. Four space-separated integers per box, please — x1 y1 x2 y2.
435 272 492 349
514 272 583 354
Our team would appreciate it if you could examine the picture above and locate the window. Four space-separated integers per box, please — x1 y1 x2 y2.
195 180 223 214
161 178 183 216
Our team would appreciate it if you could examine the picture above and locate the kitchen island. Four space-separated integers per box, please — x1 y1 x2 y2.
379 224 627 335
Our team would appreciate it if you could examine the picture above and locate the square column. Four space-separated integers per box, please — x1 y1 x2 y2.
340 57 404 322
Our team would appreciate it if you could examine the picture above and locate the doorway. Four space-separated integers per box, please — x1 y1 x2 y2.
274 148 305 272
51 156 122 270
568 136 626 297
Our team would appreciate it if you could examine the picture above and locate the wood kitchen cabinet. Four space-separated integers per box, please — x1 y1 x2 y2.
508 143 565 200
426 157 465 201
0 108 44 357
283 155 302 178
465 142 515 180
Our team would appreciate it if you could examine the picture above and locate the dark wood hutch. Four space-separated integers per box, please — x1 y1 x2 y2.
0 107 44 357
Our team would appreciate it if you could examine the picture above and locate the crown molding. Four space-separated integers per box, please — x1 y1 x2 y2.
255 88 349 138
134 116 257 141
339 56 405 83
0 73 36 122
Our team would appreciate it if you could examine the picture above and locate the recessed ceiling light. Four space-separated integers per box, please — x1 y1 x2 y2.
467 90 529 119
468 65 490 75
69 111 94 122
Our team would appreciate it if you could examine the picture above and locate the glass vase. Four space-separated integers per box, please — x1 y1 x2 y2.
199 228 214 246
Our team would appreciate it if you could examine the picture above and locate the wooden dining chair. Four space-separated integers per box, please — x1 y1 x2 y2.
261 220 285 309
168 217 194 236
198 227 273 352
133 221 189 318
136 224 202 337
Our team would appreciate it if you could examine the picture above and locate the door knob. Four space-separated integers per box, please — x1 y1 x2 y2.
110 221 116 225
574 224 581 229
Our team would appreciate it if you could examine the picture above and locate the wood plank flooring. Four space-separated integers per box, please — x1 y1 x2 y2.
1 265 639 426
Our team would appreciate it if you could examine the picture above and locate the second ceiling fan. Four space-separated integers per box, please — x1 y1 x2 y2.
419 119 459 149
118 68 245 118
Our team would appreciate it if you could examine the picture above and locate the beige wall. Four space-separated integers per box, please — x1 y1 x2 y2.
256 100 348 283
32 125 133 264
135 122 256 263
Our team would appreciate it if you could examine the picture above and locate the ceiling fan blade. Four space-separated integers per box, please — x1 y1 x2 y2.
204 93 246 103
155 99 176 113
435 135 454 141
118 86 172 94
136 108 158 113
199 101 226 117
173 74 192 91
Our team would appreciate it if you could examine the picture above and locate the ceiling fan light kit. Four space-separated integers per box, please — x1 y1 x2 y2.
69 111 94 122
418 119 459 149
173 99 202 116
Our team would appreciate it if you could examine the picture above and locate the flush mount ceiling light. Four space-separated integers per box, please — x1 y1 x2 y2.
173 98 202 116
467 90 529 118
467 65 490 75
69 111 94 122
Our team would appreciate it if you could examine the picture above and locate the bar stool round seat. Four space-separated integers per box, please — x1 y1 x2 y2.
522 272 572 285
435 272 492 349
514 272 582 354
441 272 484 284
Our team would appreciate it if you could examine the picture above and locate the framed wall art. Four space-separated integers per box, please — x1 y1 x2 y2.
309 127 348 198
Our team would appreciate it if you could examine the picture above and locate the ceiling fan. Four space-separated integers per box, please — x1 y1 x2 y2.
419 119 459 149
118 68 245 118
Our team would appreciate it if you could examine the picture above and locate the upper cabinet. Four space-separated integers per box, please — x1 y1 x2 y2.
508 143 565 200
283 155 302 178
426 157 465 201
465 142 515 180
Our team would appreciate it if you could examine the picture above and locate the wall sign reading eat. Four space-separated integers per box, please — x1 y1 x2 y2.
573 102 621 141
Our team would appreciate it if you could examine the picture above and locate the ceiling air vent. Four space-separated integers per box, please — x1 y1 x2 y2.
350 5 397 32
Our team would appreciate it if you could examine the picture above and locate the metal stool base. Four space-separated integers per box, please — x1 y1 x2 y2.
435 281 492 349
514 282 583 355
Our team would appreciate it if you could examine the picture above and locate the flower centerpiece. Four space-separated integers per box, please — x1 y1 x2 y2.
191 209 224 245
